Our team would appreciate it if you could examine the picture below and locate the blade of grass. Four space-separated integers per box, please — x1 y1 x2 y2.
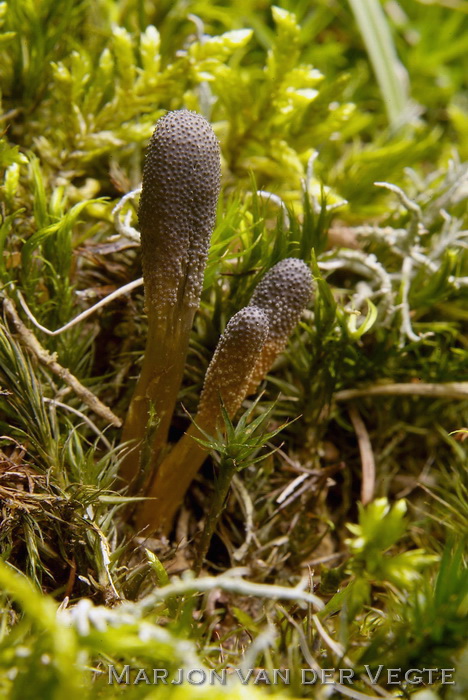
348 0 411 128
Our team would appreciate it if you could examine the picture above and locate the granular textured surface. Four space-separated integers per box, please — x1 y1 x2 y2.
138 110 221 316
198 306 269 423
247 258 313 390
250 258 313 338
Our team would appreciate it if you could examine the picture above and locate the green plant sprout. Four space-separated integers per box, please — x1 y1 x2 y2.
321 498 439 621
119 110 221 489
194 398 290 573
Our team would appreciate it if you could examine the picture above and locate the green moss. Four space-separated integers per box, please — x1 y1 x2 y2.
0 1 466 698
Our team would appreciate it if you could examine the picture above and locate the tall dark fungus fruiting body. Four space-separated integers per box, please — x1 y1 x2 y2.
120 111 221 487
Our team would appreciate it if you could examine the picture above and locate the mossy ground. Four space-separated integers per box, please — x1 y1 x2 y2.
0 1 467 699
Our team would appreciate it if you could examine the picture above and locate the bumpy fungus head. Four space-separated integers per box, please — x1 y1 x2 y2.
247 258 313 390
198 306 269 425
139 110 221 316
250 258 313 338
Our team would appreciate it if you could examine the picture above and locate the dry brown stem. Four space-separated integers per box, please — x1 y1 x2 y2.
349 405 375 505
335 382 468 401
3 297 121 427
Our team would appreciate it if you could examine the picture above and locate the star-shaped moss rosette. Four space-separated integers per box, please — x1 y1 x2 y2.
120 110 221 488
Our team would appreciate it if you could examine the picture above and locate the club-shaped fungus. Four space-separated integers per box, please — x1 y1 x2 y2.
136 305 269 533
120 110 221 487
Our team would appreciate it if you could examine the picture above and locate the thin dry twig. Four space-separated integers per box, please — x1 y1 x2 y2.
43 398 112 449
3 297 122 428
256 189 290 227
349 405 375 505
112 187 142 242
313 612 346 659
374 181 422 217
399 255 421 344
279 604 391 700
335 381 468 402
16 279 143 337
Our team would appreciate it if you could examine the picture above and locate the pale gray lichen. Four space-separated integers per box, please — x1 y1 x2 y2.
198 305 269 422
138 109 221 316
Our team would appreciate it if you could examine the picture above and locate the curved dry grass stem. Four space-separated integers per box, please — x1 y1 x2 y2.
134 571 324 612
16 279 144 337
335 382 468 401
349 405 375 505
135 306 269 534
120 110 221 488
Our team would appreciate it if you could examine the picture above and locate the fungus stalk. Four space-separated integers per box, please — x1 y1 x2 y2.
120 111 221 487
135 306 269 534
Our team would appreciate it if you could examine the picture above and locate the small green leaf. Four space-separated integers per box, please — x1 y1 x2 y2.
343 299 378 339
21 197 103 277
231 606 259 633
145 549 170 587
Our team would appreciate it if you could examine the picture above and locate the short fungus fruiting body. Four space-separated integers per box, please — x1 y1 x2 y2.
247 257 313 393
136 306 269 533
196 305 270 429
120 110 221 488
136 259 314 536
